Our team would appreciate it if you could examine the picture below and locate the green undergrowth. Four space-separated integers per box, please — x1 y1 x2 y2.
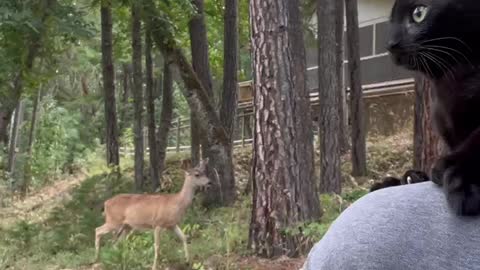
0 170 367 270
0 131 413 269
0 165 251 270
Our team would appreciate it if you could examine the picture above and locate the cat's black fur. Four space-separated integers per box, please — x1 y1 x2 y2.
370 170 429 192
370 177 401 192
388 0 480 215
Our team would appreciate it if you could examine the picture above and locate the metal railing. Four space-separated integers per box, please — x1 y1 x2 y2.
120 79 415 156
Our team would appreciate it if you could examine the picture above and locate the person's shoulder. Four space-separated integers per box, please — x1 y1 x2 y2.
336 182 444 221
302 182 445 270
329 180 442 226
360 181 442 206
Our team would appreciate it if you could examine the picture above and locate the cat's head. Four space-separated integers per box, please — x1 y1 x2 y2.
387 0 480 79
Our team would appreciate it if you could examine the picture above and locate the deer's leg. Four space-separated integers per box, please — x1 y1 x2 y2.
95 224 116 262
113 224 132 244
173 225 189 262
152 226 162 270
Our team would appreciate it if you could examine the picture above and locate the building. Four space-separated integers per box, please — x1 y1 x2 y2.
237 0 415 138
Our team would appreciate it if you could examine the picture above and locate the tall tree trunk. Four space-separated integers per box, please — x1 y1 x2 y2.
0 1 52 151
5 37 41 162
188 0 213 97
190 120 201 165
132 2 144 192
219 0 239 140
345 0 367 176
145 27 160 190
101 0 120 167
0 110 13 149
22 90 41 197
27 89 41 156
189 0 213 165
143 0 236 206
249 0 322 257
318 0 342 194
119 63 130 134
7 100 24 174
413 76 444 172
188 0 234 206
336 0 349 154
157 61 173 178
122 64 130 104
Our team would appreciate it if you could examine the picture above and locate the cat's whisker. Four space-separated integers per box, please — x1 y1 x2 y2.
408 55 415 67
421 46 462 68
418 53 434 78
419 52 443 78
425 45 475 68
430 51 457 78
420 53 435 79
422 51 455 81
419 51 444 74
414 55 422 71
430 54 457 81
421 37 472 52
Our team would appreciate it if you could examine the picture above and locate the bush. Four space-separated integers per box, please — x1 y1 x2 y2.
30 98 97 186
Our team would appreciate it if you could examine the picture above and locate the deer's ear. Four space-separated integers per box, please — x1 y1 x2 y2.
201 158 209 166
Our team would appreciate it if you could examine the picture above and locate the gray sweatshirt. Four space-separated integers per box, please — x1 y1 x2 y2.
303 182 480 270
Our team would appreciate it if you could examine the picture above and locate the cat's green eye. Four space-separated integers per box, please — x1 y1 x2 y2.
412 6 429 23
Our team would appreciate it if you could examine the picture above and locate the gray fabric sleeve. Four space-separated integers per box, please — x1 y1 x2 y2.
302 182 480 270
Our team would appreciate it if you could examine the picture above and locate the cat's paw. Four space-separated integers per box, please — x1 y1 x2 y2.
443 164 480 216
431 158 449 186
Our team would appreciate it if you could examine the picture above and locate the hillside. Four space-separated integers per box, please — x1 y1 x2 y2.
0 132 414 270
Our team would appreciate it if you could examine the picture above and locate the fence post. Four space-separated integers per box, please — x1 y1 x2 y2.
176 118 181 153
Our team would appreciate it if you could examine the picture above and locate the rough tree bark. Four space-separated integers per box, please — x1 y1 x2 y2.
249 0 322 257
219 0 239 140
132 2 145 191
7 100 24 174
0 109 13 149
145 27 160 190
345 0 367 176
190 117 201 166
318 0 342 194
0 0 53 150
336 0 349 154
143 0 236 206
119 63 130 134
157 61 173 178
101 0 120 167
188 0 213 166
413 76 444 172
189 0 235 206
122 64 130 104
27 89 41 156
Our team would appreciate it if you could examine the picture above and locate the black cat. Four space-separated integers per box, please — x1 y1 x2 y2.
370 170 429 192
388 1 480 215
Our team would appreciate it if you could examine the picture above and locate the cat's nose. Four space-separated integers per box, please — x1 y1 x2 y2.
387 40 401 52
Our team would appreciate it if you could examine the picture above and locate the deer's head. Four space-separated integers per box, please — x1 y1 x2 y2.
185 158 211 188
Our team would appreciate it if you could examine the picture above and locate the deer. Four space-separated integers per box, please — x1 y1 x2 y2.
94 158 211 270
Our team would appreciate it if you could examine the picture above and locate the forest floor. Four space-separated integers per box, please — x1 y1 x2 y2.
0 131 413 270
0 172 88 228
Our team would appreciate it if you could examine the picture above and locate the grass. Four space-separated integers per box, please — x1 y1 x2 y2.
0 131 413 269
0 175 365 270
0 167 251 270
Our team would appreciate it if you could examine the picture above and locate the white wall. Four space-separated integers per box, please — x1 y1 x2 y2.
308 0 395 35
358 0 395 26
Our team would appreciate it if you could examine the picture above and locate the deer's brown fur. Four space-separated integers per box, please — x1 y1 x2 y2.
94 159 210 269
